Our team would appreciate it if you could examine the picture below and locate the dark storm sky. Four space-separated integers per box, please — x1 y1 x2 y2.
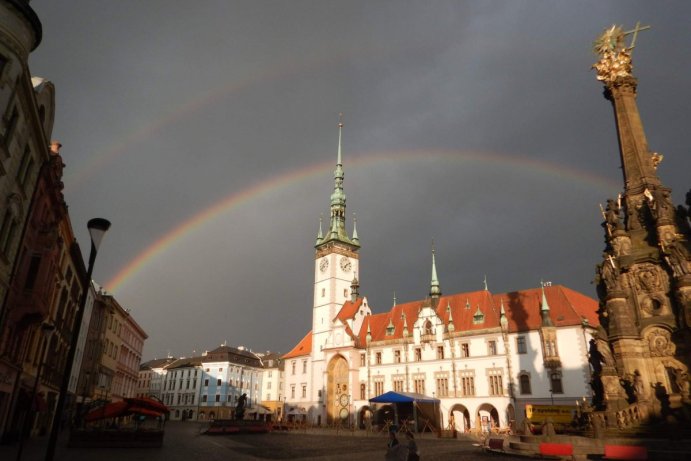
27 1 690 358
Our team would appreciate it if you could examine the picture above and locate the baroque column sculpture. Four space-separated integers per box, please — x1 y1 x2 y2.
592 24 691 423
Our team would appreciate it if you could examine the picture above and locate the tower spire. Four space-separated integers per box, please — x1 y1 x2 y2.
429 242 441 306
318 113 359 248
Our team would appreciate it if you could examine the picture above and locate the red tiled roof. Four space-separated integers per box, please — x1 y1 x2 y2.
334 298 363 322
493 285 599 332
282 331 312 359
355 285 598 344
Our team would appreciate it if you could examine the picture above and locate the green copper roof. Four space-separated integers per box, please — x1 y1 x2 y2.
317 115 360 249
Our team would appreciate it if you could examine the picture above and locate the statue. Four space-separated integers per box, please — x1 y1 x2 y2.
650 187 675 222
664 241 690 277
673 369 689 397
235 393 247 420
598 256 622 291
604 199 623 232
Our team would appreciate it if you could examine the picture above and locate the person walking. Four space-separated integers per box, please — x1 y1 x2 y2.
385 430 404 461
405 431 420 461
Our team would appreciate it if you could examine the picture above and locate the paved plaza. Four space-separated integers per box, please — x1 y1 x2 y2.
0 421 529 460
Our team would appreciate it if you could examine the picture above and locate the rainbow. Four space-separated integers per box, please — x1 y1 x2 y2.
64 40 418 192
104 149 619 293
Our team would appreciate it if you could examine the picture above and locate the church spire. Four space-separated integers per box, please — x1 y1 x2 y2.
429 242 441 306
318 113 359 248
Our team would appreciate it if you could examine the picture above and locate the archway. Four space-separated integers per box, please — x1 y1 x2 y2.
373 404 395 430
449 404 470 433
506 404 515 432
358 405 373 429
326 354 349 425
476 403 499 433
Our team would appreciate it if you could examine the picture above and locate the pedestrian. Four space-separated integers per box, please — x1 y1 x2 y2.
405 431 420 461
385 430 404 461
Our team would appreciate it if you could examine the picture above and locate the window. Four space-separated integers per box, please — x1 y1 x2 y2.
301 384 307 398
413 377 425 395
375 352 382 365
414 348 421 361
291 385 295 399
550 373 563 394
424 320 433 336
292 361 296 375
321 288 325 297
436 346 444 360
267 381 271 389
436 376 449 397
360 383 366 400
488 340 497 356
488 371 503 396
374 380 384 395
394 350 401 363
23 254 41 290
202 395 207 403
461 343 470 358
302 360 307 374
217 379 221 386
516 336 527 354
393 377 404 393
344 288 348 298
360 353 365 367
461 372 475 396
519 373 532 395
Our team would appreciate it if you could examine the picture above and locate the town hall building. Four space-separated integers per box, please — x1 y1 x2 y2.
282 120 600 432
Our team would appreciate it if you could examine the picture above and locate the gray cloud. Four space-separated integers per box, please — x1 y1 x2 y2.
28 1 690 358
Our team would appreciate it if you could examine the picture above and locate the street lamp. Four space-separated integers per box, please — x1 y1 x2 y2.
16 322 55 461
45 218 110 461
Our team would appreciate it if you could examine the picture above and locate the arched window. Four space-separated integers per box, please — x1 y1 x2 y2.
519 373 531 395
424 320 433 336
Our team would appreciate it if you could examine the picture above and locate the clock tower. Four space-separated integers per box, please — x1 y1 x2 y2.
312 116 360 358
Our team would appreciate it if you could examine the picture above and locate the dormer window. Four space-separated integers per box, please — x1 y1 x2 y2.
386 318 395 336
473 306 484 324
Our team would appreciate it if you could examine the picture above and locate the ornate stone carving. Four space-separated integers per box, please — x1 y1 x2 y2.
646 328 675 357
612 236 632 257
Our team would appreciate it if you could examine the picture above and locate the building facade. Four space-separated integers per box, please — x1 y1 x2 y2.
282 121 599 431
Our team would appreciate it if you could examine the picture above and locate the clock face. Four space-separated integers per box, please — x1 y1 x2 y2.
319 258 329 272
339 407 349 420
340 256 352 273
339 393 349 406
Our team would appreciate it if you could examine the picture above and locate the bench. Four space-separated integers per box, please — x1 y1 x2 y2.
603 445 648 460
539 442 574 456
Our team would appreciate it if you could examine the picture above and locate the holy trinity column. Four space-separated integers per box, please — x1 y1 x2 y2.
592 24 691 421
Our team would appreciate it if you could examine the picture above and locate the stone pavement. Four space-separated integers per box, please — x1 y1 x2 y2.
0 421 529 460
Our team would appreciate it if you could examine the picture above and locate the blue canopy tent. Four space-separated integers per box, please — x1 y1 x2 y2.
369 392 440 433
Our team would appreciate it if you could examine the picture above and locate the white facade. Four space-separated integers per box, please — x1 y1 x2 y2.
282 127 599 431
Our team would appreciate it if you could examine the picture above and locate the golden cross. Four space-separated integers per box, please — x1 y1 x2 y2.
623 21 650 50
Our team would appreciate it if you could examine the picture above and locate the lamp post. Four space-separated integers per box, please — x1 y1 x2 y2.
45 218 110 461
16 322 55 461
